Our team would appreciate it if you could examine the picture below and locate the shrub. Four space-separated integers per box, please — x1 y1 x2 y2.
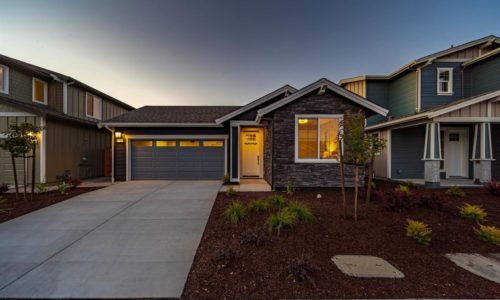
286 181 296 194
285 201 314 222
287 254 321 289
211 246 238 267
66 177 82 188
458 203 487 222
418 192 447 210
240 228 267 247
267 194 286 208
224 201 246 224
0 197 10 214
225 186 236 198
382 188 416 212
36 183 49 194
0 183 8 194
445 186 465 199
486 180 500 196
474 225 500 246
266 209 297 234
406 181 416 188
406 219 432 245
58 182 69 194
222 173 230 184
248 198 270 213
396 185 411 195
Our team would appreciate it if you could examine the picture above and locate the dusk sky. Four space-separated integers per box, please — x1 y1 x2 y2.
1 0 499 108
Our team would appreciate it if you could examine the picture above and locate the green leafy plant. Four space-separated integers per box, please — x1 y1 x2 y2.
406 219 432 245
248 198 270 213
286 181 296 194
58 181 69 195
446 186 465 199
267 194 286 208
224 201 246 224
405 181 416 188
225 186 236 198
459 203 487 222
395 185 411 196
222 173 230 184
474 225 500 246
285 201 314 222
36 183 49 194
266 209 297 234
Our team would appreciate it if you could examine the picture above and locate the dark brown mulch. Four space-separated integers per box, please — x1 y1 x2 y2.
0 187 103 223
182 181 500 299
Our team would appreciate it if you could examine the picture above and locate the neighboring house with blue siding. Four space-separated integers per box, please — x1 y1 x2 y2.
340 35 500 187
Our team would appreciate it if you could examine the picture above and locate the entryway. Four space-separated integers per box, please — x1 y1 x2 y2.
240 127 264 178
442 128 469 178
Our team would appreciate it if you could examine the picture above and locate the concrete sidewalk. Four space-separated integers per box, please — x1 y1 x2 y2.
0 180 220 299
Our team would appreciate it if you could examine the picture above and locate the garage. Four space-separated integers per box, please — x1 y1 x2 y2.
131 139 225 180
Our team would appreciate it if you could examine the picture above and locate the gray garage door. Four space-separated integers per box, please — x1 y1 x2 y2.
131 139 225 180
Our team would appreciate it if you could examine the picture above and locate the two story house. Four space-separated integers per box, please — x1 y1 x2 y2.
340 35 500 187
0 54 134 184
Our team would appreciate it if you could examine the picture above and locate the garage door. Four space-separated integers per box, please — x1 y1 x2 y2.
131 139 225 180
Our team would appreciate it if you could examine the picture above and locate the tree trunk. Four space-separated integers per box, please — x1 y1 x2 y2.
31 147 36 201
354 165 359 221
339 143 346 219
22 156 27 201
364 154 375 216
10 154 19 201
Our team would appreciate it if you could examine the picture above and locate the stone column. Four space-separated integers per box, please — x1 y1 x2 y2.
471 123 493 183
422 122 442 188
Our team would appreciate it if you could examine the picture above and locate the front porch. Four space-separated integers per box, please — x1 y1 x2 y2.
220 179 272 192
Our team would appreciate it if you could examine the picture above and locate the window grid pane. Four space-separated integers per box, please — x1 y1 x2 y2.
203 140 223 147
156 141 176 147
87 95 94 116
298 118 318 159
0 67 4 92
319 118 339 159
180 140 200 147
34 80 45 102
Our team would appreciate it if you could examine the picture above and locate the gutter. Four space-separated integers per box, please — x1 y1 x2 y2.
99 122 223 128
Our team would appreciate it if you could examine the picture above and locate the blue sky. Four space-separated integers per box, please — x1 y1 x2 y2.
0 0 499 108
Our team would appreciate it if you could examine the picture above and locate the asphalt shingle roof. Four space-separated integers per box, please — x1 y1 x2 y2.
105 106 242 124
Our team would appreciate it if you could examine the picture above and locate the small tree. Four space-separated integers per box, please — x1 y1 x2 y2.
365 134 386 208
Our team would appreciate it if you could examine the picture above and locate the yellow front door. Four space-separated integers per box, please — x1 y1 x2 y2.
240 128 263 177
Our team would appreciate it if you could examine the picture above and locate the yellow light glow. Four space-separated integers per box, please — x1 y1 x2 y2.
115 131 122 138
298 119 308 124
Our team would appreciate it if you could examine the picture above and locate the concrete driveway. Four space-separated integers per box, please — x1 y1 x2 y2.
0 180 220 299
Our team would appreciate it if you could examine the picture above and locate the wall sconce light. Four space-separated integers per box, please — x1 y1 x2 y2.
115 131 122 139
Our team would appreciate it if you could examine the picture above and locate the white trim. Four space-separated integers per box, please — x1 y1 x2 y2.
63 82 68 114
111 127 115 182
40 117 46 183
472 124 478 160
366 113 428 131
434 117 500 123
387 129 392 178
434 58 471 63
32 77 48 105
430 123 435 159
85 92 102 120
488 123 493 160
428 92 500 118
0 112 37 117
215 85 297 124
101 122 223 128
437 68 453 95
463 47 500 67
294 114 342 163
481 123 486 159
0 64 9 94
416 68 421 112
423 123 429 159
256 79 389 122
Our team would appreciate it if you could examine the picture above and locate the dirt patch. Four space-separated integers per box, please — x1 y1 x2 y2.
0 187 103 223
183 181 500 299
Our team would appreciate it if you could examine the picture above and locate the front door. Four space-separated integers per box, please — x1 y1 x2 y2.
443 128 469 178
240 128 263 178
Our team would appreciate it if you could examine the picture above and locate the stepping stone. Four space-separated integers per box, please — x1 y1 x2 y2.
445 253 500 284
331 255 404 278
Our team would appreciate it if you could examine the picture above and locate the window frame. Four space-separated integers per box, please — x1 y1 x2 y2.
32 77 48 105
0 64 9 94
294 114 343 163
85 92 103 120
436 67 453 95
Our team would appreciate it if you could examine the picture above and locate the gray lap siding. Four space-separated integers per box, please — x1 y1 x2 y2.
391 126 426 179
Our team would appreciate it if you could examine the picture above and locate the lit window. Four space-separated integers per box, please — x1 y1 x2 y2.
437 68 453 95
156 141 176 147
134 141 153 147
0 64 8 94
86 93 102 119
180 140 200 147
32 78 47 104
296 116 341 162
203 140 223 147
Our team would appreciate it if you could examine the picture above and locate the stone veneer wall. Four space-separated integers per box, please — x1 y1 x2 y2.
263 119 273 185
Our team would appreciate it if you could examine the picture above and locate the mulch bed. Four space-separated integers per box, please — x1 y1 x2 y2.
183 180 500 299
0 187 103 223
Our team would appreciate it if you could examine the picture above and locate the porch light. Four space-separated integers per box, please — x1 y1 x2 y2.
115 131 122 139
298 119 308 124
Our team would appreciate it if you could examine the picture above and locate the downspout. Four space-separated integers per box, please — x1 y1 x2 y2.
102 125 115 183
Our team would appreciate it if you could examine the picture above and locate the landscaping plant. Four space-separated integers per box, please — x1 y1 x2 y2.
474 225 500 246
418 192 447 210
222 173 230 184
406 219 432 245
36 183 49 194
285 201 314 221
286 180 296 195
58 181 69 195
364 133 386 207
0 183 8 194
267 194 286 208
240 228 267 247
211 246 238 267
224 200 246 224
66 177 82 189
445 186 465 199
383 186 415 212
287 254 321 289
225 186 236 198
266 209 297 235
486 180 500 196
248 198 270 213
458 203 487 222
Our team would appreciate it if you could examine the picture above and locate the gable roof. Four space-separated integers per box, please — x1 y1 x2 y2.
256 78 389 121
0 53 135 111
366 89 500 131
215 85 297 124
101 105 241 127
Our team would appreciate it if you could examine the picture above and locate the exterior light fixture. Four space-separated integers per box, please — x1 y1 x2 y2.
115 131 122 139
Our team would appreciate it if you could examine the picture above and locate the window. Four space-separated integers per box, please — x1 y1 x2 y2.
295 115 341 162
449 133 460 142
86 93 102 119
134 141 153 147
437 68 453 95
32 78 47 104
203 140 223 147
156 141 176 147
0 64 9 94
180 140 200 147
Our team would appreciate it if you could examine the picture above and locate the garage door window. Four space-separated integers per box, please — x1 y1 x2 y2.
134 141 153 147
156 141 176 147
203 140 223 147
180 140 200 147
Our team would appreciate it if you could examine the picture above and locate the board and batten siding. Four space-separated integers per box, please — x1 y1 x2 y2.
388 71 417 118
67 85 129 122
343 80 366 98
466 55 500 96
438 101 500 118
45 119 110 182
391 125 426 179
420 62 463 111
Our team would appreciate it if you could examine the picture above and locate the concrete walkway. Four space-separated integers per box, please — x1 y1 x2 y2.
0 180 220 299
